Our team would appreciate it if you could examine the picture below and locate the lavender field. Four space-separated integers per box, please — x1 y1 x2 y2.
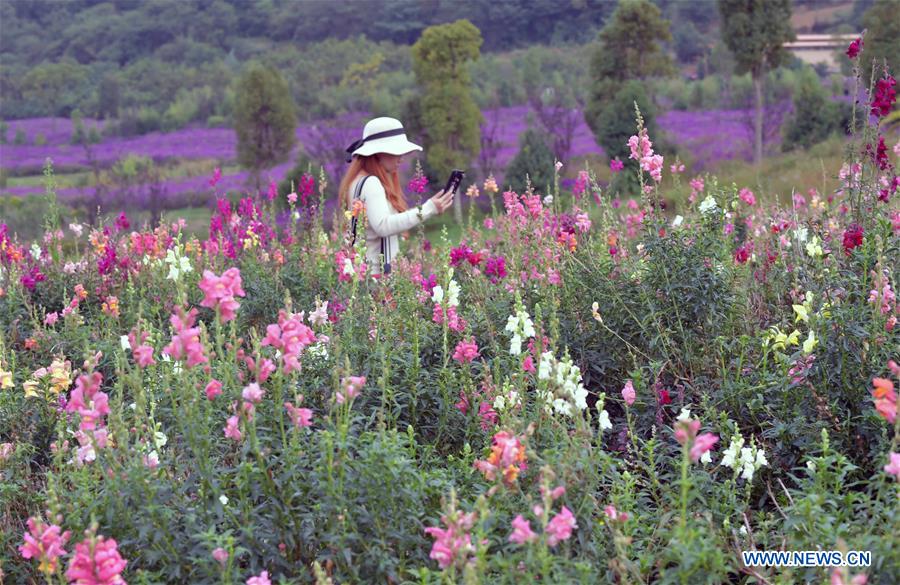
0 105 765 206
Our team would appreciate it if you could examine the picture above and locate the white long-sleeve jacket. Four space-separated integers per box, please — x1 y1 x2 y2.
350 175 438 275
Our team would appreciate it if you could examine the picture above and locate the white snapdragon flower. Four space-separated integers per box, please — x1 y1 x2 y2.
672 215 684 227
447 279 460 307
120 335 131 351
538 351 554 380
598 409 612 432
342 258 355 276
30 243 42 260
698 194 718 215
431 285 444 304
721 434 745 469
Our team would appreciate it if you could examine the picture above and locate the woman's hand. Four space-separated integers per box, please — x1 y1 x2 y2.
429 189 454 214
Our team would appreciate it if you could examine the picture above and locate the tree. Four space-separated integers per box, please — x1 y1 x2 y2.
411 20 483 223
504 127 555 195
861 0 900 83
585 0 673 159
718 0 795 165
782 68 843 151
233 63 297 187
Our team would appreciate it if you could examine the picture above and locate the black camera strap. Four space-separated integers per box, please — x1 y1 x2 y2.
349 175 391 275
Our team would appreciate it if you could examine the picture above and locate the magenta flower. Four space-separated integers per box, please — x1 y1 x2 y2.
19 516 71 574
66 533 127 585
689 433 719 463
210 167 222 188
884 452 900 482
846 37 863 59
609 158 624 172
871 75 896 118
739 188 756 206
545 506 577 547
508 515 537 544
621 380 636 406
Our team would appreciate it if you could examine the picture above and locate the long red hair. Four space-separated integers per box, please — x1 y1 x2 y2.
338 155 409 234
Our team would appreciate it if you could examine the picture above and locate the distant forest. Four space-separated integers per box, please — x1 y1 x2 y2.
0 0 870 122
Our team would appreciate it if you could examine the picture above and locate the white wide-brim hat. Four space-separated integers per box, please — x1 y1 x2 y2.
346 117 422 162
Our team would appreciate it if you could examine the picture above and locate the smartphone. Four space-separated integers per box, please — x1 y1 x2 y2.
443 169 465 196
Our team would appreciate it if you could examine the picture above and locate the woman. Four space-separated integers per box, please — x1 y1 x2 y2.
339 117 454 276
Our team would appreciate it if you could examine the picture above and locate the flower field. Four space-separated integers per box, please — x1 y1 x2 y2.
2 72 899 585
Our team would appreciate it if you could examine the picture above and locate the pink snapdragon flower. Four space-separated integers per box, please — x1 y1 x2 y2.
205 379 223 400
19 516 71 574
424 511 476 570
545 506 577 547
884 452 900 482
261 309 317 374
67 372 109 432
627 128 663 182
285 400 314 428
133 345 155 368
690 433 719 463
66 533 128 585
739 188 756 206
212 547 228 566
621 380 635 406
508 515 537 544
163 307 208 367
452 338 480 364
224 415 242 442
241 383 265 404
604 505 629 523
337 375 366 404
246 571 271 585
198 268 246 322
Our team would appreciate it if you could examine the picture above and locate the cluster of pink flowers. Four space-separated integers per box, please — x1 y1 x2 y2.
432 303 467 333
19 516 71 575
628 128 663 182
66 372 112 465
483 255 507 284
285 398 313 428
572 170 590 199
163 307 208 368
884 452 900 482
689 176 704 203
509 489 576 547
261 309 317 374
609 158 624 173
604 504 629 524
298 173 316 206
199 267 245 322
425 509 477 570
868 271 897 323
66 531 128 585
205 379 223 400
674 417 719 463
337 375 366 404
128 328 155 369
739 188 756 206
452 337 480 364
449 244 483 267
474 430 528 486
455 379 499 430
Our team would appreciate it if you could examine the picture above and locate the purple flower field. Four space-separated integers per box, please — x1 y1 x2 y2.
1 105 766 206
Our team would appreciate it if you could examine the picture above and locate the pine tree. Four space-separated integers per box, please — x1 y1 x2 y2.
233 63 297 186
411 20 483 223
